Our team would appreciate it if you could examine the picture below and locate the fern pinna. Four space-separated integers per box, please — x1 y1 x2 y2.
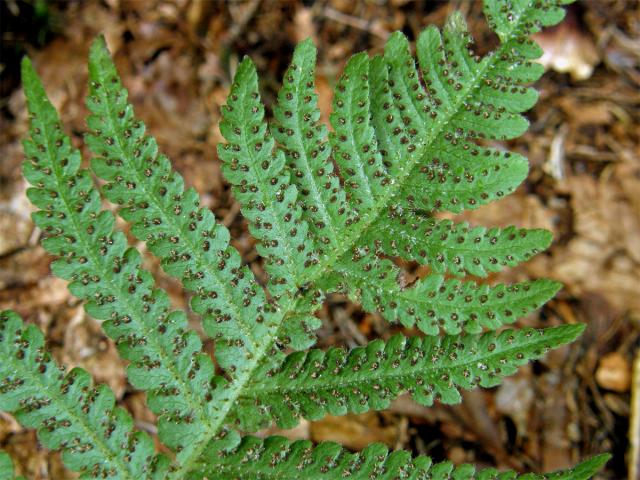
1 0 609 478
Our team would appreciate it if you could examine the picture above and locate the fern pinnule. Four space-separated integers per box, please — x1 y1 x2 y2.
332 258 562 335
219 58 317 299
364 217 553 278
273 39 349 245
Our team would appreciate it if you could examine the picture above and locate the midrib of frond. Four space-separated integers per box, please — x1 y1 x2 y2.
173 5 535 477
169 70 310 478
37 119 137 480
95 101 260 359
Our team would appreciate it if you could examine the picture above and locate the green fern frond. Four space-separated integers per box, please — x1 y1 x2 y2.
218 58 316 298
5 0 610 478
233 324 583 430
192 436 610 480
330 52 388 214
363 217 552 277
273 39 350 245
21 57 218 453
330 255 561 335
84 37 282 378
0 311 170 479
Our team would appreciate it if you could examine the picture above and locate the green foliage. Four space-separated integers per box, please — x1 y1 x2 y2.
0 311 169 479
232 325 584 431
85 37 277 379
193 436 610 480
363 217 553 278
0 450 24 480
21 56 218 456
3 0 609 478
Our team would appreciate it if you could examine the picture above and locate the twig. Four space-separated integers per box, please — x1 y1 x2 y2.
322 6 389 40
224 0 262 48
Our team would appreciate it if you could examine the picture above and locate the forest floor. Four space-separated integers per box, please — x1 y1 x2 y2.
0 1 638 478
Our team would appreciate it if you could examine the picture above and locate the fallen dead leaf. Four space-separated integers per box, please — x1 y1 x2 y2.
534 10 600 81
310 413 398 450
596 351 631 393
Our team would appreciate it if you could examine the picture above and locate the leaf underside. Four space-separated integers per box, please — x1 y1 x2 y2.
5 0 609 479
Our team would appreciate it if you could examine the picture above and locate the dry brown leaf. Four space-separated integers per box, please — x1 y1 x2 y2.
534 12 600 81
596 351 632 393
310 413 399 450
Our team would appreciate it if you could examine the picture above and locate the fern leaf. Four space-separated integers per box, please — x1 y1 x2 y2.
84 37 280 377
311 1 565 288
218 0 570 337
368 54 424 180
192 436 610 480
398 142 529 214
232 324 583 430
329 253 560 335
218 58 316 298
363 216 552 277
11 1 606 478
419 13 530 141
0 311 169 479
0 450 25 480
21 58 217 454
484 0 570 45
300 1 566 336
273 39 349 247
330 53 388 215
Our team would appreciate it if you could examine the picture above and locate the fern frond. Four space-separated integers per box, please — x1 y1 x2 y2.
232 324 583 430
336 3 557 260
0 450 25 480
330 53 388 215
367 53 425 181
363 216 552 277
329 254 561 335
218 58 317 299
219 0 566 344
382 22 530 213
21 58 217 454
9 1 609 478
273 39 349 246
84 37 282 377
0 311 169 479
192 436 610 480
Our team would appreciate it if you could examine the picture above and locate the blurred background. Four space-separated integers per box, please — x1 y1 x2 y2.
0 0 638 478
